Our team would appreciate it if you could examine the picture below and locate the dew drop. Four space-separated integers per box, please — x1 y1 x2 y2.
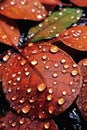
22 105 30 114
11 122 17 127
71 70 78 76
3 55 10 62
52 72 58 78
58 98 65 105
31 60 38 66
10 0 16 6
37 83 46 92
47 95 53 101
19 118 25 125
44 122 50 129
50 45 59 53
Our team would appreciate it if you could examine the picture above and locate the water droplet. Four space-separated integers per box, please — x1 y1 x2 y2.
20 0 27 5
50 45 59 53
11 122 17 127
72 89 76 93
19 98 25 103
20 60 26 66
62 91 67 96
44 122 50 129
11 96 17 101
60 59 66 64
16 77 21 82
71 70 78 76
44 65 50 70
37 14 43 19
19 118 25 125
63 64 69 69
10 0 16 6
83 60 87 66
48 105 54 114
58 98 65 105
22 105 30 114
25 71 30 76
31 60 38 66
48 88 53 94
52 72 58 78
47 95 53 101
26 88 32 93
37 83 46 92
3 55 10 62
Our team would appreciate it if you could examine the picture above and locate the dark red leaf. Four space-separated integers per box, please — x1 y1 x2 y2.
0 15 20 46
0 111 58 130
0 0 49 21
76 59 87 122
58 25 87 51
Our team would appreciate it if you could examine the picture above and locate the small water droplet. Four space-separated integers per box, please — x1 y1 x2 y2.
22 105 30 114
44 122 50 129
19 118 25 125
52 73 58 78
58 98 65 105
31 60 38 66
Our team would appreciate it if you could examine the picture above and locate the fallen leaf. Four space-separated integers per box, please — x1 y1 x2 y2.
0 15 20 46
0 0 48 21
58 25 87 51
27 8 82 42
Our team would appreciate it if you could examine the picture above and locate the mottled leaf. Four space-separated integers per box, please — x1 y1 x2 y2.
27 8 82 42
71 0 87 7
0 0 48 21
58 25 87 51
0 15 20 46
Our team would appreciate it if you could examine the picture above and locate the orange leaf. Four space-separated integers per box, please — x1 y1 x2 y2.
58 25 87 51
0 0 48 21
71 0 87 6
0 15 20 46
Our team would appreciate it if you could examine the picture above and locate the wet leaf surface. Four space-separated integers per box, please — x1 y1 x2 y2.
0 0 48 21
58 25 87 51
28 8 82 42
0 15 20 46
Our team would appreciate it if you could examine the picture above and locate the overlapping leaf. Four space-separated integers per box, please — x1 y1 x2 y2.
70 0 87 7
0 0 49 21
27 8 82 42
0 15 20 46
58 25 87 51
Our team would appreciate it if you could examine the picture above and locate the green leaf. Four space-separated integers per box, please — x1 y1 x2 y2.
27 8 83 42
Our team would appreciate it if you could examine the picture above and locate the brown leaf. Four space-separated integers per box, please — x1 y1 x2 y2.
0 15 20 46
58 25 87 51
0 0 48 21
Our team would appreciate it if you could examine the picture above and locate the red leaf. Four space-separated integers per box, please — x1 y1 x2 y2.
0 15 20 46
40 0 62 5
76 58 87 122
58 25 87 51
0 111 58 130
71 0 87 6
0 0 48 21
21 43 81 117
2 42 81 119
